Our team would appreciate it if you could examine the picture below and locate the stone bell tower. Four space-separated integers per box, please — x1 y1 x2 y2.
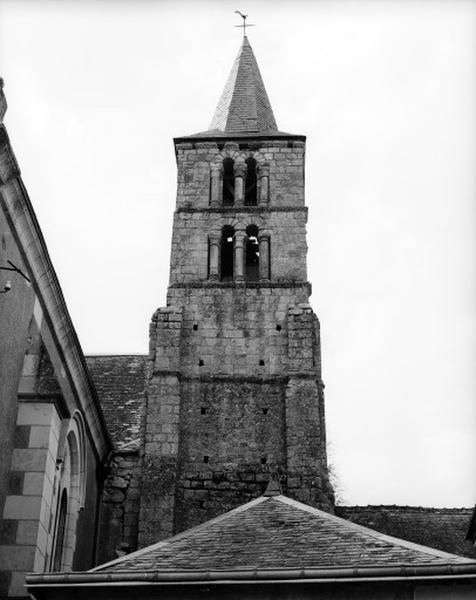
139 36 334 547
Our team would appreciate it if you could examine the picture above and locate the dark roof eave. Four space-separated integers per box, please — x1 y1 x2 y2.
26 563 476 589
174 132 306 145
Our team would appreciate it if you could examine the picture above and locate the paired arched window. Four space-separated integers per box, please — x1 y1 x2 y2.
218 157 259 207
211 224 268 282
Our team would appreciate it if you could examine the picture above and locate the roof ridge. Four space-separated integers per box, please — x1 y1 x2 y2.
277 496 473 563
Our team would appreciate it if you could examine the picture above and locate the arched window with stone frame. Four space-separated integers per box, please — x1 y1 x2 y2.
50 412 86 572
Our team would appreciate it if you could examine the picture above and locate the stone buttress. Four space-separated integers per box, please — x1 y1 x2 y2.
139 36 334 546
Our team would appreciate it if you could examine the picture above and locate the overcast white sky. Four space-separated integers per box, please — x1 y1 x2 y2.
1 0 475 508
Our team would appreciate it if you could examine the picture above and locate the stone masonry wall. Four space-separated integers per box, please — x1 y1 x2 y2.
169 210 308 284
138 132 334 546
174 378 286 532
166 285 310 376
175 140 305 210
140 286 334 545
97 450 142 564
139 308 182 547
169 139 308 285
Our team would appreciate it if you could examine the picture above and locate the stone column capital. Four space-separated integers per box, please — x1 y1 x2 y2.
210 164 223 176
258 163 270 176
233 162 246 178
209 234 221 245
234 232 246 246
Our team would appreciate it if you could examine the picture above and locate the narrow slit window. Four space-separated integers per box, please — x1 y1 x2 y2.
53 489 68 571
244 157 257 206
222 158 234 206
221 225 235 281
245 224 259 282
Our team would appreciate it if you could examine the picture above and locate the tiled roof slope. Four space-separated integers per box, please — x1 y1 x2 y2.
92 495 471 572
86 355 147 451
336 506 476 560
208 36 278 134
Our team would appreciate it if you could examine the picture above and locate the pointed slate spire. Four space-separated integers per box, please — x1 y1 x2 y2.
209 37 278 134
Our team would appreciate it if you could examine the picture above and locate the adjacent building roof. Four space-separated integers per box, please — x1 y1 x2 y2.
86 355 147 451
92 494 471 574
336 505 476 560
26 494 476 596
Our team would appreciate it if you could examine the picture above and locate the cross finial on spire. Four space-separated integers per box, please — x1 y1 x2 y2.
235 11 255 36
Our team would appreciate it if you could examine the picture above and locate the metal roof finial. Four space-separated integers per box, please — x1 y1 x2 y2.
235 11 255 37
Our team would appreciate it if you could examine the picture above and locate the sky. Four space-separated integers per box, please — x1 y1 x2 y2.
1 0 475 508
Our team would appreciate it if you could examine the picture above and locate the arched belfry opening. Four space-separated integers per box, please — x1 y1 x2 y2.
222 158 235 206
221 225 235 281
245 224 259 281
244 157 257 206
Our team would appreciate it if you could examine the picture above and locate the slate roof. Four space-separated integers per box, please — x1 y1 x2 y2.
207 37 280 135
336 505 476 560
92 495 471 573
86 355 147 451
177 37 302 140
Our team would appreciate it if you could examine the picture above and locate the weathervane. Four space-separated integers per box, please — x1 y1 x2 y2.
235 11 255 36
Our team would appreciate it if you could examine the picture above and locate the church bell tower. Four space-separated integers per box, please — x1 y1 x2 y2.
139 36 334 547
